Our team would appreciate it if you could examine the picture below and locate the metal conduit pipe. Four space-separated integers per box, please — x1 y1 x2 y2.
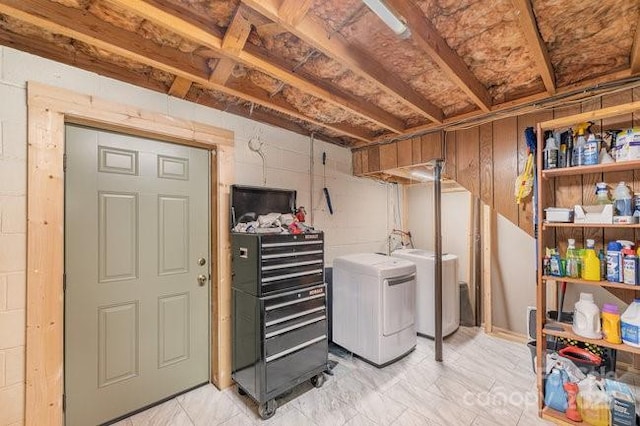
434 159 443 362
309 132 315 226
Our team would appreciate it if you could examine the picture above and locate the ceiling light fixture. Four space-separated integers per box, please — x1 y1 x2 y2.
362 0 411 39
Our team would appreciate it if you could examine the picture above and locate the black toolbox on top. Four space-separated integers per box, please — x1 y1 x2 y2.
230 185 328 419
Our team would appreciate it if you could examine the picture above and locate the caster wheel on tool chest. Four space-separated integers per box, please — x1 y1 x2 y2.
310 373 326 388
237 386 247 396
258 399 278 420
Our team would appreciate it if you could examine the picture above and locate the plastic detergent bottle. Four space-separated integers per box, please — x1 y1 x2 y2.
622 244 638 285
634 193 640 222
621 299 640 347
595 182 610 205
583 134 599 165
606 240 623 282
572 292 601 339
543 132 559 169
582 239 600 281
565 239 581 278
544 366 568 412
577 375 610 426
614 182 633 217
602 303 622 344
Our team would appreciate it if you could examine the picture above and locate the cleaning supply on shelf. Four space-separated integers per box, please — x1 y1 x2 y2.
634 193 640 222
621 299 640 347
605 379 636 426
563 382 581 422
577 375 610 426
572 122 591 166
599 146 614 164
613 181 633 223
583 133 599 165
565 239 581 279
572 292 602 339
544 364 568 412
623 245 639 285
564 130 574 167
557 130 568 168
598 249 606 280
549 249 563 277
595 182 610 205
543 131 559 169
606 240 623 282
582 239 600 281
602 303 622 344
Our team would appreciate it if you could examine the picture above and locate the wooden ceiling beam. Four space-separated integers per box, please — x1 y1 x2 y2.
240 0 444 123
209 9 252 85
168 76 193 98
209 59 236 85
0 0 373 143
278 0 313 27
384 0 492 112
184 89 354 147
510 0 556 94
109 0 406 134
631 17 640 74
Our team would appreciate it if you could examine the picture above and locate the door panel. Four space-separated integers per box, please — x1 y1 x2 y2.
65 125 210 426
99 192 139 282
98 302 139 388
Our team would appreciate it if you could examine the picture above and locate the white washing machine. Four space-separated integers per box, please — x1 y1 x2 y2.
332 253 416 367
392 249 459 338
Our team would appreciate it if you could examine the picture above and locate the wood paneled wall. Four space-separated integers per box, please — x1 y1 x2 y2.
353 88 640 239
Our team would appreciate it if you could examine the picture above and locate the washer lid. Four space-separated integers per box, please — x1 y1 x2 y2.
333 253 415 278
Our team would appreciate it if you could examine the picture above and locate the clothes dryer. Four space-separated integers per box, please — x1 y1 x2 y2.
392 249 459 338
332 253 416 366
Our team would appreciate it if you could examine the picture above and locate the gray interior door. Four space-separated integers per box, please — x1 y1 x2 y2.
64 125 210 425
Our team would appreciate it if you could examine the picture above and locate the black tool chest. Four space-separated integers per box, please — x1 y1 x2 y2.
231 186 328 420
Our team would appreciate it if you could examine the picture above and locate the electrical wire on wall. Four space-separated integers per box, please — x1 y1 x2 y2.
248 129 267 186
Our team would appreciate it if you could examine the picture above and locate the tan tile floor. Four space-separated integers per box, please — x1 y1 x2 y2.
114 327 639 425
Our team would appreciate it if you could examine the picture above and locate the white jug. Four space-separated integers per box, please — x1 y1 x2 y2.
572 293 602 339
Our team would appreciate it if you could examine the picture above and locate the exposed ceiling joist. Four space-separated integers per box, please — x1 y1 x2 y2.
278 0 313 27
221 9 252 54
168 76 193 98
241 0 444 124
110 0 406 134
185 89 349 147
209 58 236 85
209 9 252 85
0 0 374 142
510 0 556 94
631 18 640 74
385 0 492 112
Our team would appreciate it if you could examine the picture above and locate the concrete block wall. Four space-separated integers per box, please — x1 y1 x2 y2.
0 46 393 424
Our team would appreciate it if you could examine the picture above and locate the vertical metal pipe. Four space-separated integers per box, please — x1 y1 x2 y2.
309 132 315 226
474 197 482 326
434 160 443 362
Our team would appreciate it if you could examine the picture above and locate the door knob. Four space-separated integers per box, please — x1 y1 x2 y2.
198 257 206 266
197 274 207 286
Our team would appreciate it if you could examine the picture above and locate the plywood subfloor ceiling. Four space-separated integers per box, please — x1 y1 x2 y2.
2 0 639 148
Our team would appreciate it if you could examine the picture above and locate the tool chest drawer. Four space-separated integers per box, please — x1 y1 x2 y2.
232 232 324 296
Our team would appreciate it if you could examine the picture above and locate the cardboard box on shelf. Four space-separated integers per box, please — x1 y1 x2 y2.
605 379 635 426
574 204 613 224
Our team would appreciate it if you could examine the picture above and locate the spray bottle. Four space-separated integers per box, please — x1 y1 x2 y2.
584 133 599 165
571 122 591 167
543 131 559 169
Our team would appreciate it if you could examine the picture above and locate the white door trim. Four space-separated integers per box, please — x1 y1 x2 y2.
26 81 235 426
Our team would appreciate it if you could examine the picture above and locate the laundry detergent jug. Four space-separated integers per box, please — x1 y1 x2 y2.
621 299 640 347
577 375 610 426
544 366 568 413
572 292 602 339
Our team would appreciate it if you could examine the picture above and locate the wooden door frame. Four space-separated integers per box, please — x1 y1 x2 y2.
26 82 235 425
